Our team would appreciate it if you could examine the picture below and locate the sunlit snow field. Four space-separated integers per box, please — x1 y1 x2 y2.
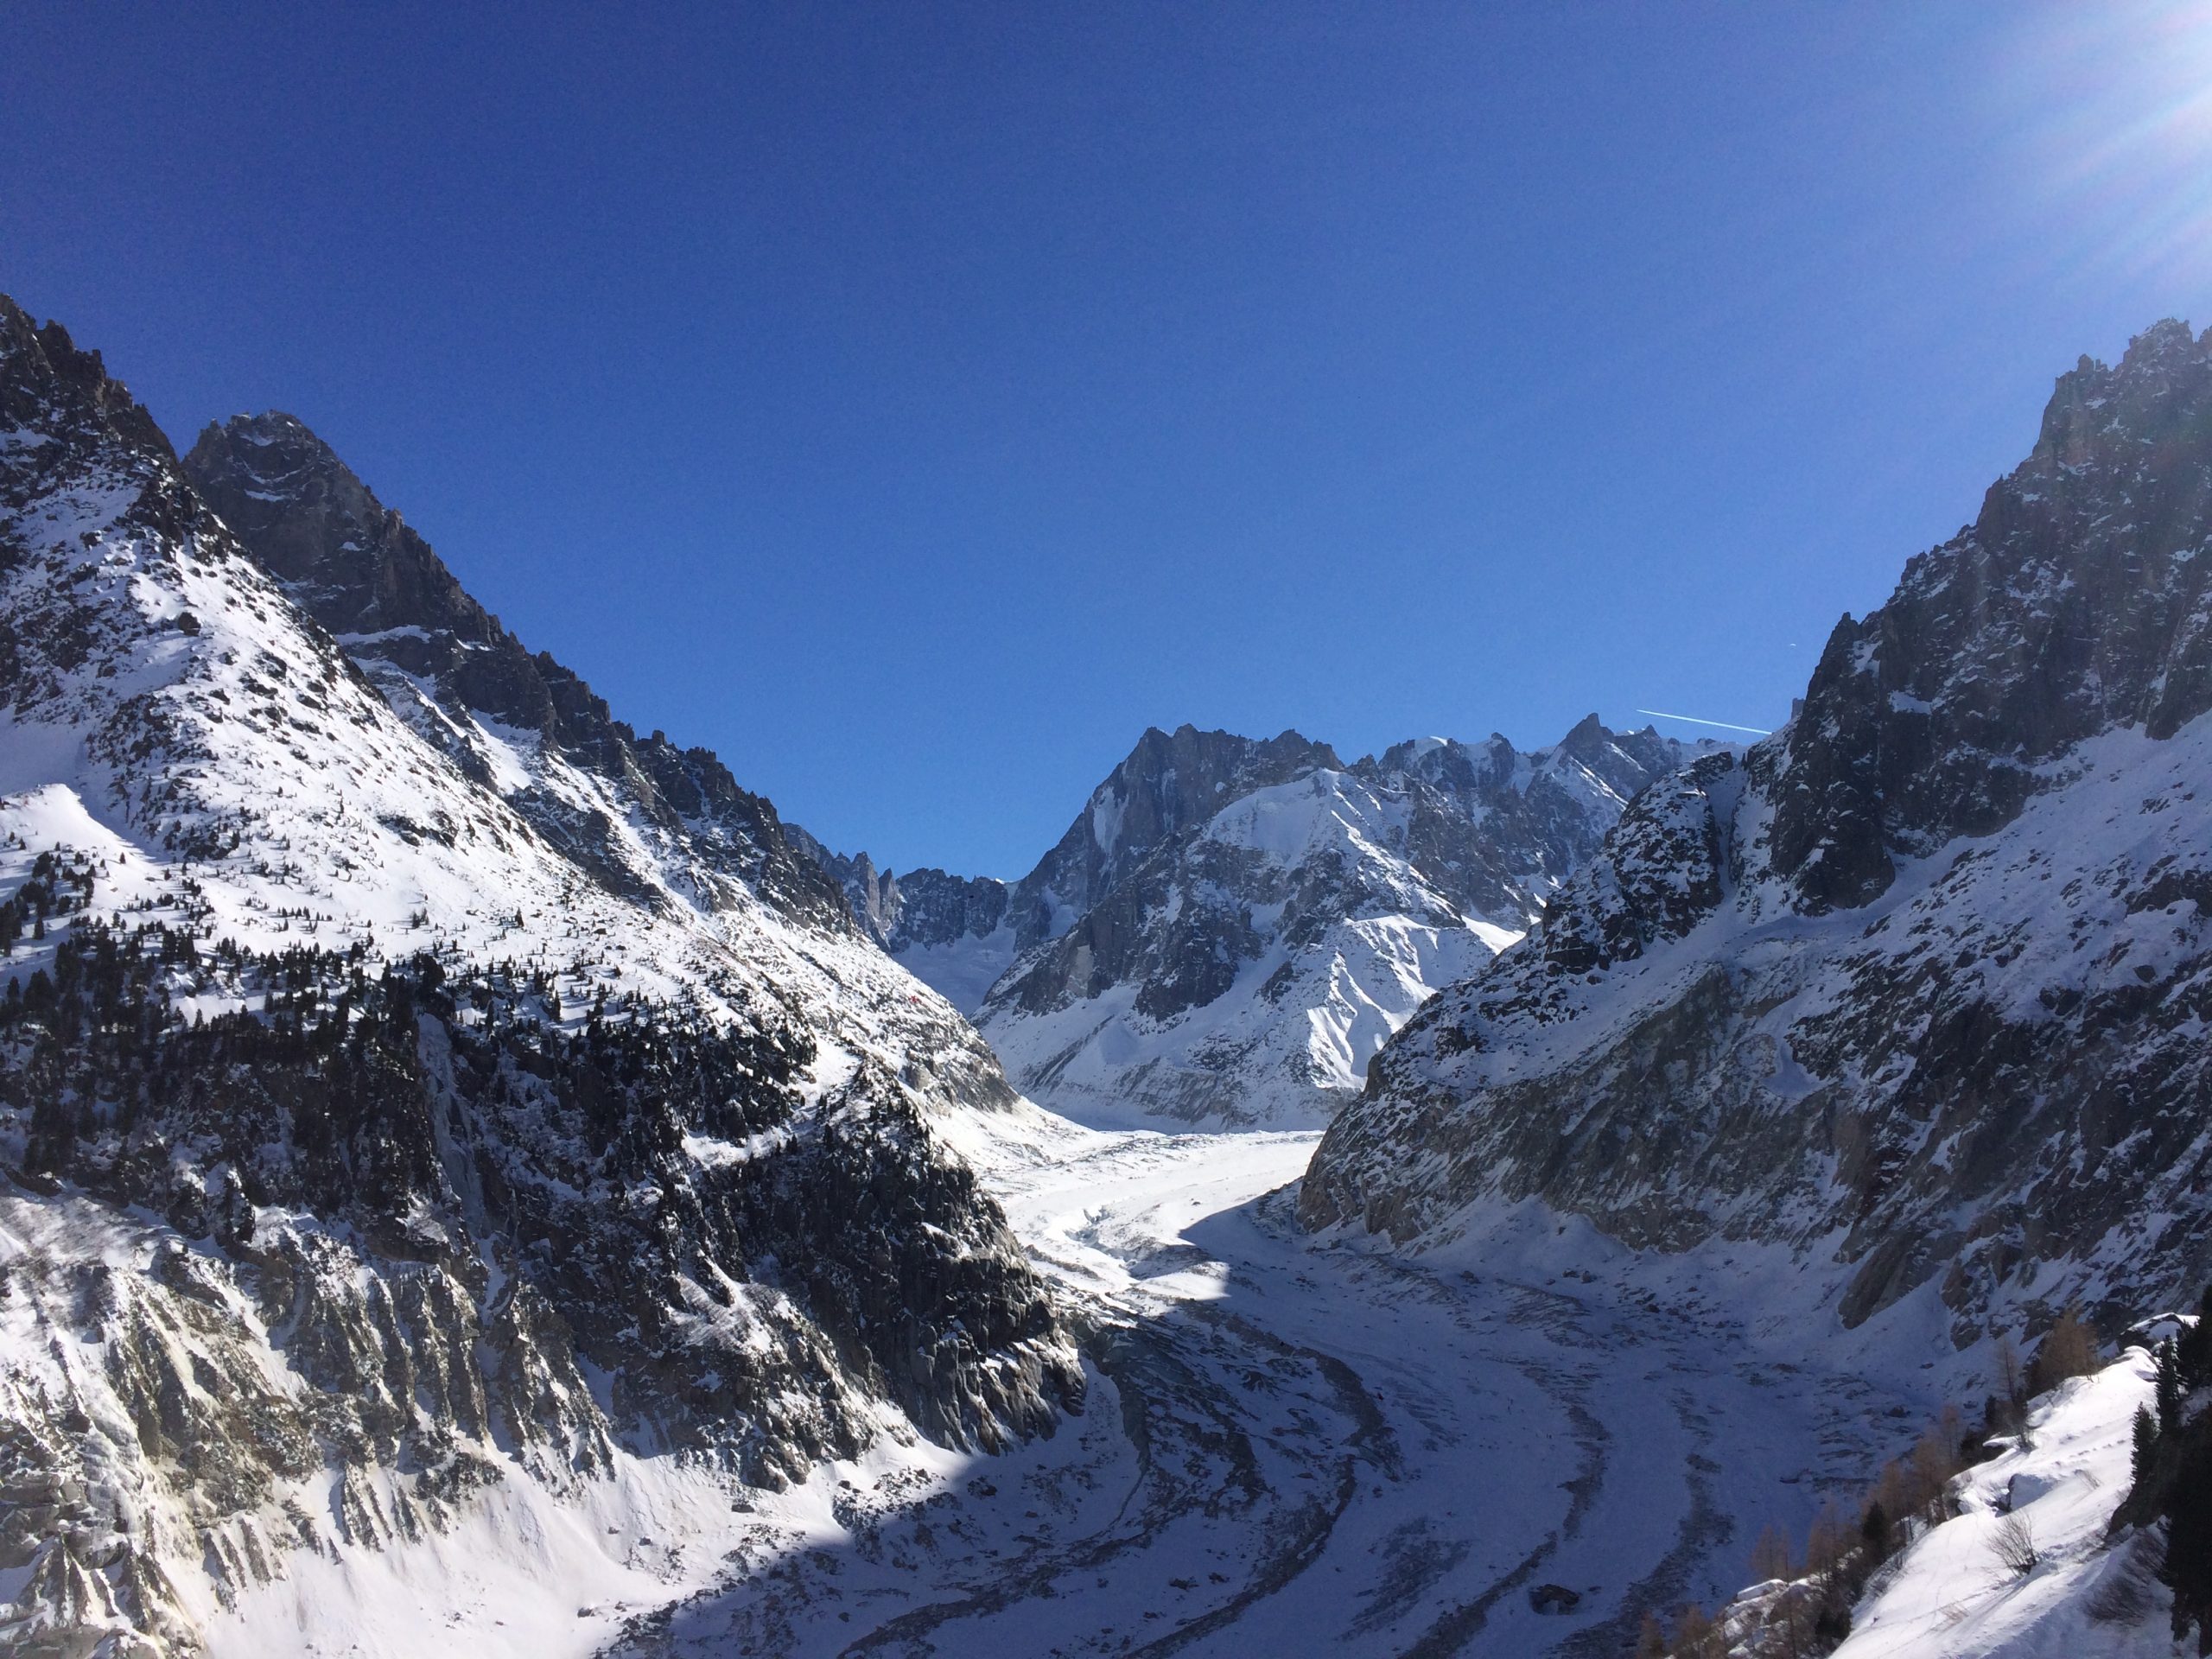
243 1094 1959 1659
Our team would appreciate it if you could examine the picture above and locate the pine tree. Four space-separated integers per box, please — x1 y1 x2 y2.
2178 1285 2212 1389
2161 1439 2212 1654
1860 1497 1892 1560
2135 1405 2162 1494
2160 1339 2188 1437
1995 1332 2027 1420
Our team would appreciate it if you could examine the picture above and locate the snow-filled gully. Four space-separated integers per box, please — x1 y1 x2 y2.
607 1110 1920 1659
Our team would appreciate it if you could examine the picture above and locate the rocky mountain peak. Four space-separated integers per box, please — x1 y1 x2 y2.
1001 722 1341 953
182 409 854 931
1375 733 1515 792
185 410 486 645
2033 317 2209 465
1103 721 1342 845
0 297 175 471
956 714 1703 1125
186 410 518 691
1767 316 2212 912
1554 709 1611 755
1303 321 2212 1350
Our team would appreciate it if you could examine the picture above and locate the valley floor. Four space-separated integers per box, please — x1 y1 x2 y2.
593 1107 1925 1659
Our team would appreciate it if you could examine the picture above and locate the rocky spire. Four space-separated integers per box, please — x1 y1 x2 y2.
1768 318 2212 911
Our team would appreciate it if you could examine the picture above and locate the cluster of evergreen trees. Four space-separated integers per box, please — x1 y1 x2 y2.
2123 1287 2212 1653
0 849 90 952
1 913 811 1227
1643 1309 2107 1659
1 911 1073 1468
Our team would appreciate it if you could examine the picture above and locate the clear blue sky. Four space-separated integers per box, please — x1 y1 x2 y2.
7 4 2210 876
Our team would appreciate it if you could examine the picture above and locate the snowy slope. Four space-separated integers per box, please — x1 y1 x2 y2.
1306 319 2212 1347
978 764 1510 1128
596 1098 1942 1659
971 719 1709 1128
1688 1338 2184 1659
0 296 1077 1658
1831 1352 2166 1659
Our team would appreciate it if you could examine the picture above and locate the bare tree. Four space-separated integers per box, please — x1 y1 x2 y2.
1671 1603 1717 1659
1751 1522 1796 1582
1992 1512 2039 1578
1806 1497 1852 1586
1994 1332 2026 1424
1872 1457 1916 1534
2027 1305 2099 1394
1911 1416 1965 1522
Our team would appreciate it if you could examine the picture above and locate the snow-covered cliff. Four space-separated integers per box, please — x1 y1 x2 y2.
1304 321 2212 1346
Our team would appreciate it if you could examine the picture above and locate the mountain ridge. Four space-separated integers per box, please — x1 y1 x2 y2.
1302 317 2212 1347
181 410 856 934
0 295 1078 1658
803 715 1714 1124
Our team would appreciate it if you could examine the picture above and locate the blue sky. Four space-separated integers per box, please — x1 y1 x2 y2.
7 3 2211 875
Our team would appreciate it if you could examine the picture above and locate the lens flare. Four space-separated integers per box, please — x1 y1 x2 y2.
1999 0 2212 288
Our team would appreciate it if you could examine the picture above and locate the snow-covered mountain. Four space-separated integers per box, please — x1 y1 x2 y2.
0 298 1079 1656
810 719 1710 1127
980 719 1718 1127
783 830 1017 1016
1303 320 2212 1347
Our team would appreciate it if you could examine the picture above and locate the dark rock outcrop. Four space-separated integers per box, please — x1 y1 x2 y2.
1303 321 2212 1347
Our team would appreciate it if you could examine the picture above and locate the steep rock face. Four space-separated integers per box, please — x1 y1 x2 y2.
785 828 1017 1016
1369 715 1705 927
970 721 1706 1126
1303 321 2212 1347
785 832 1010 963
1000 725 1344 953
887 865 1011 951
183 412 850 932
1768 319 2212 914
785 831 901 944
0 297 1077 1656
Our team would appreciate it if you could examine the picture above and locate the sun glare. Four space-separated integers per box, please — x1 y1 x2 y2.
2005 0 2212 286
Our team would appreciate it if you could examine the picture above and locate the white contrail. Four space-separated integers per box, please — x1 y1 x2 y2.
1635 708 1772 735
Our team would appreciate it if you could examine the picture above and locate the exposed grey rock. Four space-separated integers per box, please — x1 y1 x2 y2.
0 294 1078 1657
1001 725 1345 953
1303 320 2212 1347
783 828 1010 962
969 721 1708 1125
887 865 1011 950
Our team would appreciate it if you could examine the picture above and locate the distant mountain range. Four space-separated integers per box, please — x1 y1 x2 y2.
804 719 1713 1125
